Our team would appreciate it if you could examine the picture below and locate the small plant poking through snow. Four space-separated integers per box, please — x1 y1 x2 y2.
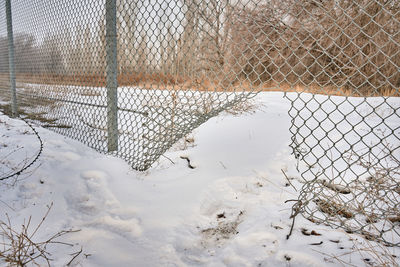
0 203 80 266
317 235 400 267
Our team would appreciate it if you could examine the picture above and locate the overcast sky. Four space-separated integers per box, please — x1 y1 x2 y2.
1 0 184 44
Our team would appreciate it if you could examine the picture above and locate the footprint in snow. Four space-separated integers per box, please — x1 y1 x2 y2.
80 170 120 207
18 182 43 200
86 214 142 241
65 170 119 215
66 170 142 241
45 150 81 161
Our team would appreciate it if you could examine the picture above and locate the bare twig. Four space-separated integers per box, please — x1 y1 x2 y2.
0 203 81 266
67 246 83 266
281 169 297 191
0 199 15 211
161 154 175 164
180 156 196 169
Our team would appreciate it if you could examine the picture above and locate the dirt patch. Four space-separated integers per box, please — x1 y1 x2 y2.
201 211 245 247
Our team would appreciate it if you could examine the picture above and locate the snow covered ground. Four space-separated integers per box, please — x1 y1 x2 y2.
0 92 399 266
14 83 254 170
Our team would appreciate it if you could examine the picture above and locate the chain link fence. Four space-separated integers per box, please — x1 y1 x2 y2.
0 0 256 171
282 1 400 246
0 0 399 246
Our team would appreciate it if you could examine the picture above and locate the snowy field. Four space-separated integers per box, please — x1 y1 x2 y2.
0 92 399 266
13 83 253 170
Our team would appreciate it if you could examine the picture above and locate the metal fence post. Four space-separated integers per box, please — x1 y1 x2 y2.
5 0 17 117
105 0 118 152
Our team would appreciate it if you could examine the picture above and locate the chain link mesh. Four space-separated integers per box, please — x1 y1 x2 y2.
0 0 256 171
282 1 400 246
0 0 398 245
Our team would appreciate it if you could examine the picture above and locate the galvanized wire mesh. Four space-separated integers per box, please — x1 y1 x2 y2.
287 93 400 246
0 0 257 170
282 1 400 246
0 0 399 245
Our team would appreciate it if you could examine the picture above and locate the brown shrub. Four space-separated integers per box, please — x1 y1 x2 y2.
229 0 400 96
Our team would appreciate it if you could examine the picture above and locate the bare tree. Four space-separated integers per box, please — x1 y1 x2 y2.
0 36 8 73
229 0 400 94
95 15 106 75
14 34 39 74
177 0 234 82
118 0 138 74
175 1 199 78
41 34 64 75
137 30 149 73
82 25 94 75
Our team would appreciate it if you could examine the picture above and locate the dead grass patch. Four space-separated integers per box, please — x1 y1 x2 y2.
1 73 398 97
316 236 399 267
201 211 245 246
0 203 80 266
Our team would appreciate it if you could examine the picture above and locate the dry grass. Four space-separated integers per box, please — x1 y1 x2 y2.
305 135 400 246
314 198 355 219
1 72 398 97
316 236 399 267
0 203 80 266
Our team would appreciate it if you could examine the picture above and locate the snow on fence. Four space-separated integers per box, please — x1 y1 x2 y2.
0 0 398 246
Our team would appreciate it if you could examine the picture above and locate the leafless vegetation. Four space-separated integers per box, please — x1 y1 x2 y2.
0 203 80 267
1 0 398 96
304 136 399 246
230 0 400 96
317 237 399 267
